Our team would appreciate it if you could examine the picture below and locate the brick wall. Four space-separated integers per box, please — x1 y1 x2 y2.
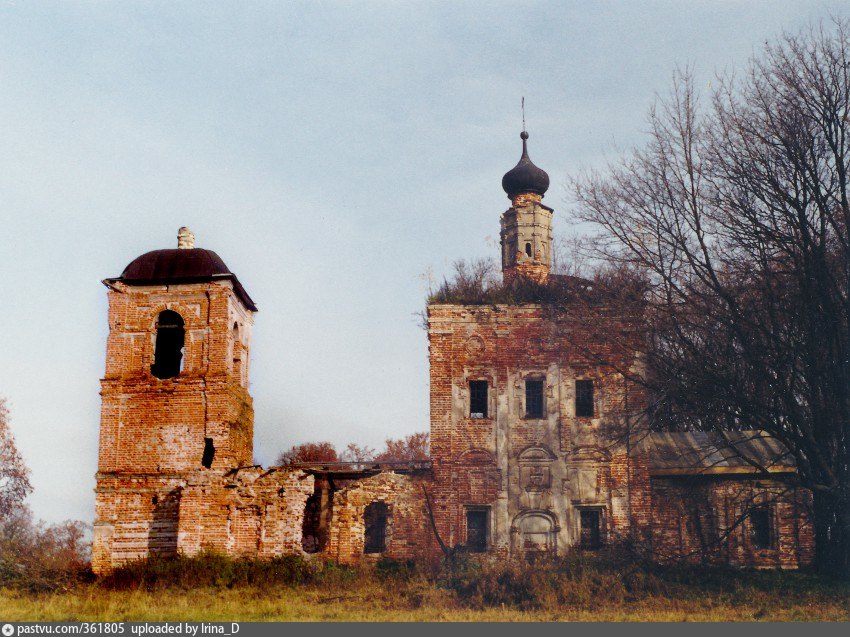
92 468 315 573
649 475 815 568
324 472 435 565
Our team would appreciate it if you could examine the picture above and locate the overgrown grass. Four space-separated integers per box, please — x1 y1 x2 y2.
1 550 847 621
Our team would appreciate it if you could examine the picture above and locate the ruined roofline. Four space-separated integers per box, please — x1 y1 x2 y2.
643 430 797 477
427 273 646 308
286 459 432 474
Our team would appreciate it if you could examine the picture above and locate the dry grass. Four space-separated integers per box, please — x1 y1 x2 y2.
1 553 847 622
1 583 848 622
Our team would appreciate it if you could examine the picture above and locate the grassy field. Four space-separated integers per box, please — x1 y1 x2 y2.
1 553 848 622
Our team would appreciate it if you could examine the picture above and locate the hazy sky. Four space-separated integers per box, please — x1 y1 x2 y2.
2 1 848 524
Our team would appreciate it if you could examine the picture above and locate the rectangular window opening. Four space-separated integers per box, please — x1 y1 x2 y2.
469 380 488 419
750 506 772 549
580 509 602 550
364 501 388 554
575 380 594 418
466 508 489 552
525 379 544 419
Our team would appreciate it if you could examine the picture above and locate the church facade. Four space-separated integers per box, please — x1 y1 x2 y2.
91 134 814 575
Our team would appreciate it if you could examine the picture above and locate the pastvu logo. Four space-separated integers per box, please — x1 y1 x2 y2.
2 624 14 636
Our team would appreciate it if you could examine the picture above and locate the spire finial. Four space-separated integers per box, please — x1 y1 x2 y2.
520 98 529 152
522 97 526 135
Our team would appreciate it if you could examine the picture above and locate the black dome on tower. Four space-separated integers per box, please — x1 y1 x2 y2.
501 131 550 199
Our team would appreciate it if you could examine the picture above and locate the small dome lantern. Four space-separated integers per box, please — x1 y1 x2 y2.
501 131 550 200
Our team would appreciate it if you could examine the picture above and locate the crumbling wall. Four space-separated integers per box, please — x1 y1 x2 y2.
98 281 254 474
177 467 314 559
93 467 314 574
324 472 434 565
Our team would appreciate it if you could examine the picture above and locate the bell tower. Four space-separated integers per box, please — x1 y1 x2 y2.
93 228 257 572
500 131 553 284
97 227 257 473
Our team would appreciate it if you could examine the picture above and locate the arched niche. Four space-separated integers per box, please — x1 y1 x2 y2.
455 448 500 503
457 448 496 466
517 446 557 463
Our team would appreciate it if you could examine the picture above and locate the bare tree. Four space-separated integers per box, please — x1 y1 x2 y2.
0 398 31 519
340 442 376 463
573 21 850 578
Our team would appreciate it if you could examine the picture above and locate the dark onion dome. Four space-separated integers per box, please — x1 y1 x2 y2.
501 131 550 199
110 248 257 311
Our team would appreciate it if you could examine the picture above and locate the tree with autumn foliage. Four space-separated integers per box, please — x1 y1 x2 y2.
0 397 31 519
276 441 338 465
277 433 430 466
373 433 430 462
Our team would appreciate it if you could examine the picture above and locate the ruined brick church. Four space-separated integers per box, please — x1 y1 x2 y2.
92 132 815 574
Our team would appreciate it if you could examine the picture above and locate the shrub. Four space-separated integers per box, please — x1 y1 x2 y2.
0 508 91 592
100 551 318 591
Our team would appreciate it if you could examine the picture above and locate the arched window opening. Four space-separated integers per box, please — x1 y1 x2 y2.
525 242 532 258
151 310 185 379
232 323 240 353
364 501 388 554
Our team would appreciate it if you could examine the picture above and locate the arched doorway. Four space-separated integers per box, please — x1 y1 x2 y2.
513 511 558 555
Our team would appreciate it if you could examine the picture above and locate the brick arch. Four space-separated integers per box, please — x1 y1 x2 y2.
517 445 557 462
456 448 496 465
145 301 198 325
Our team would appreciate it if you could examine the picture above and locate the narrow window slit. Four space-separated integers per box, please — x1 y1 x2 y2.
202 438 215 468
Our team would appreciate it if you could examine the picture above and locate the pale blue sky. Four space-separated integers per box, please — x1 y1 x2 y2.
1 1 847 524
